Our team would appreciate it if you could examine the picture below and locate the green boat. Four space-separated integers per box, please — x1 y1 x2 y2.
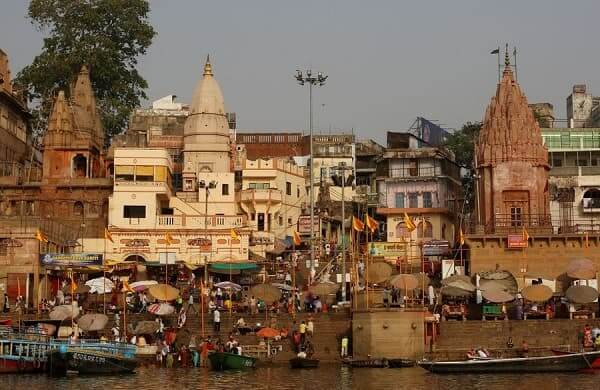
208 352 257 370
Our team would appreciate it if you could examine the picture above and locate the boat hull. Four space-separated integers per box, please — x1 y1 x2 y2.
47 349 137 376
0 357 43 373
551 349 600 369
418 351 600 374
208 352 257 370
289 358 319 369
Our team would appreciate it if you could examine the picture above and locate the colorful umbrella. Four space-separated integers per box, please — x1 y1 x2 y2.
389 274 418 290
147 302 175 316
521 284 553 302
148 284 179 301
77 313 108 332
256 327 280 338
130 280 158 292
566 285 598 304
214 281 242 291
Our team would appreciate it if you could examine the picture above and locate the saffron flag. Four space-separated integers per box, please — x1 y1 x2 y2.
366 215 379 233
35 229 48 243
165 232 175 245
230 229 239 240
293 231 302 246
522 227 530 242
403 213 416 232
459 228 465 246
70 275 78 294
122 280 134 293
352 216 365 232
104 228 114 243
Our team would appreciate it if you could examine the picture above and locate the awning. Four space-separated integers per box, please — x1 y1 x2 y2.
210 262 258 273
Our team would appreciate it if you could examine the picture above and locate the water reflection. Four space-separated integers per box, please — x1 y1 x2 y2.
3 365 599 390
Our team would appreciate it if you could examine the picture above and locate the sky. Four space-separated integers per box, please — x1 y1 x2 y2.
2 0 600 143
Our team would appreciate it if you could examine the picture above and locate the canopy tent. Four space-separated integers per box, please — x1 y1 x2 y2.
210 263 258 275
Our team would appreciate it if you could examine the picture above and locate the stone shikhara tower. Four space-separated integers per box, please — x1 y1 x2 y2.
475 49 551 232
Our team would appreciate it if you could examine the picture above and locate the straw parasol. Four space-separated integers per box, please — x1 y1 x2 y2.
250 284 281 303
130 320 160 335
77 313 108 332
389 274 418 290
441 286 472 297
368 262 392 284
148 284 179 301
521 284 553 303
309 282 339 297
50 304 80 321
412 273 431 290
147 302 175 316
441 275 472 286
482 288 514 303
566 258 596 280
256 327 280 338
447 280 477 292
566 285 599 304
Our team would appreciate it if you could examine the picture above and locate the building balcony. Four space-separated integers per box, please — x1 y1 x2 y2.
240 188 282 204
157 214 246 229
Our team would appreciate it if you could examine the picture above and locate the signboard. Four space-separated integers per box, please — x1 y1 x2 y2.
159 252 177 265
298 216 320 234
423 240 451 256
40 253 103 268
368 242 407 258
507 234 528 249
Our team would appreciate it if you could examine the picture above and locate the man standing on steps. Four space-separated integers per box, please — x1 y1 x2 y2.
213 308 221 332
187 288 198 316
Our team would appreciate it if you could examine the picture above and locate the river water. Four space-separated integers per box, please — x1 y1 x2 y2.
3 365 599 389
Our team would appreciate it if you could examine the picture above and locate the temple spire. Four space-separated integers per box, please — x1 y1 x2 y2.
203 55 213 76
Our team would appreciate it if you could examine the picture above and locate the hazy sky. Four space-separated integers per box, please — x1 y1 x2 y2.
2 0 600 142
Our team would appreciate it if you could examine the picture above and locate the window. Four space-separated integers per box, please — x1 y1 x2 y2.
251 213 256 221
578 159 589 167
154 166 167 182
123 205 146 219
286 181 292 196
297 187 300 198
278 215 283 225
115 165 134 181
395 222 410 240
552 158 563 167
423 192 433 208
249 183 269 190
288 217 292 226
395 193 405 208
222 183 229 195
135 166 154 182
408 193 418 208
510 207 522 227
417 221 433 238
320 167 328 181
408 160 418 176
73 201 84 217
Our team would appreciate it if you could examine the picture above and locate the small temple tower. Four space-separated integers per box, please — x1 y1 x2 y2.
42 65 105 182
475 48 551 231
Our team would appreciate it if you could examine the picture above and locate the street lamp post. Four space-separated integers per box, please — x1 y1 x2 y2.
295 69 327 281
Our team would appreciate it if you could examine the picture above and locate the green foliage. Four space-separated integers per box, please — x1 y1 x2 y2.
16 0 156 141
444 121 482 214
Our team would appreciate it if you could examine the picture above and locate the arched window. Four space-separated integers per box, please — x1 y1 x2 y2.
417 221 433 238
395 222 410 240
73 154 87 178
73 201 84 217
583 189 600 209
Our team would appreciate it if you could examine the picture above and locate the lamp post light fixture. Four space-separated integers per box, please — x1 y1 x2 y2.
295 69 328 280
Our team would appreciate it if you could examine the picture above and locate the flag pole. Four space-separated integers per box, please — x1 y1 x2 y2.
103 232 107 315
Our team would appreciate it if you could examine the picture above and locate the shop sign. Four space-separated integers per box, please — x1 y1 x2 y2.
298 216 320 234
40 253 103 267
423 240 450 256
368 242 407 257
507 234 528 249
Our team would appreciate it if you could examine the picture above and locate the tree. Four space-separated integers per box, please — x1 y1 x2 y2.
16 0 156 142
444 121 482 214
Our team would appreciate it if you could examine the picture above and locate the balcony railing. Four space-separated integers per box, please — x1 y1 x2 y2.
240 189 282 203
384 167 440 179
550 166 600 177
157 214 246 229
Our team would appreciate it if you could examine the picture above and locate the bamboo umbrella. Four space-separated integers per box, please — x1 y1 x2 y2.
309 282 339 297
566 258 596 280
77 313 109 332
566 285 598 304
367 262 392 284
148 284 179 301
482 288 514 303
440 286 472 298
521 284 553 303
441 275 472 286
389 274 418 290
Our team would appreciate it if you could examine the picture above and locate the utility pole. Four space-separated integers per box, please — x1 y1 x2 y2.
295 69 328 281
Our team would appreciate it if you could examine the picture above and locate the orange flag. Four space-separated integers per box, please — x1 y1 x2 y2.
365 215 379 233
352 216 365 232
293 231 302 246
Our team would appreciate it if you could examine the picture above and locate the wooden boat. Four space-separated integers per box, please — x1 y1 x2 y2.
343 357 389 368
208 351 257 370
289 357 320 368
552 349 600 368
47 345 137 376
418 350 600 373
388 358 415 368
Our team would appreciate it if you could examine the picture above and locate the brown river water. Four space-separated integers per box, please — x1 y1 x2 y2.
3 365 599 389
